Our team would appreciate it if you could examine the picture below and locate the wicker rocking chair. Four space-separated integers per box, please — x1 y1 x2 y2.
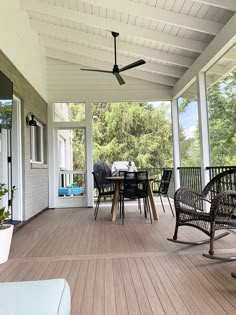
167 169 236 260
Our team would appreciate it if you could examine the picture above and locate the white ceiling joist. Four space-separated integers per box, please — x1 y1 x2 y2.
191 0 236 11
20 0 207 53
40 36 184 78
173 14 236 98
224 49 236 61
31 20 194 68
221 60 236 75
88 0 223 35
208 63 229 75
45 48 177 86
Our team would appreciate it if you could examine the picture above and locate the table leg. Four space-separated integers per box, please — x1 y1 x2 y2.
111 182 120 221
148 182 158 220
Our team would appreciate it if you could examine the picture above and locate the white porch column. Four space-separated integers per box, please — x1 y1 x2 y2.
197 72 210 188
85 102 93 207
48 102 55 208
171 98 180 190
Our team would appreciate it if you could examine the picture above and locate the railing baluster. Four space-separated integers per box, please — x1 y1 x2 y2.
138 166 236 200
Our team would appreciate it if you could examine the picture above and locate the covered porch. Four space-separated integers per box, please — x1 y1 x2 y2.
0 1 236 314
0 1 236 216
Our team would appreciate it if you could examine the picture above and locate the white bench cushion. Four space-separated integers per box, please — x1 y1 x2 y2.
0 278 71 315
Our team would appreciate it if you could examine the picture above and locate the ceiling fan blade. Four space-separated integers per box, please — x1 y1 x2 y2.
119 59 146 72
80 69 112 74
114 73 125 85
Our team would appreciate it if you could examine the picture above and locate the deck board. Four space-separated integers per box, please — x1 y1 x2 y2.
0 201 236 314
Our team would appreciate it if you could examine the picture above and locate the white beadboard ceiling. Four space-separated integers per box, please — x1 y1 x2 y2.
20 0 236 100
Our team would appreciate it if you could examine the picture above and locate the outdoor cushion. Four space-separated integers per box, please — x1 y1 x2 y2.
58 187 72 195
70 187 84 195
0 278 71 315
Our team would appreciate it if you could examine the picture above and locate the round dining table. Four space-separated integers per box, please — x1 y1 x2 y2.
106 176 159 222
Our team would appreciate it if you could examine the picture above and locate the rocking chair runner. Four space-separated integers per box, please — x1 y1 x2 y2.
167 169 236 260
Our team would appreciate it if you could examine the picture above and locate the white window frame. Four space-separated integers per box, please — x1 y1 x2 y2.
58 135 66 169
30 120 44 164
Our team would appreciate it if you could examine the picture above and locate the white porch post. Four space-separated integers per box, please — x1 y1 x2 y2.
197 72 210 188
48 102 55 208
85 102 93 207
171 98 180 191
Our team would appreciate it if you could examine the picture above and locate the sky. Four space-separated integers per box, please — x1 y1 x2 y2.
148 101 172 120
149 100 198 139
178 100 198 139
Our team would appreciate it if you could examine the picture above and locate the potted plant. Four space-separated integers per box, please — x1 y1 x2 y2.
0 183 16 264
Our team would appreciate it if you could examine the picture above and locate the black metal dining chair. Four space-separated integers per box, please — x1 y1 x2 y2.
120 171 152 224
92 171 115 220
152 168 174 216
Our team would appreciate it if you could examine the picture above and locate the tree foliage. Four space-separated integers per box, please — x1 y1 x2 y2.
208 70 236 165
92 102 173 168
177 68 236 167
69 103 86 170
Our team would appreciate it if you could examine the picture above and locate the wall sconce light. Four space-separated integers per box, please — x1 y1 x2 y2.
26 113 37 127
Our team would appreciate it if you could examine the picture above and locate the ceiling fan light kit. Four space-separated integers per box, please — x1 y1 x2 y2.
81 32 146 85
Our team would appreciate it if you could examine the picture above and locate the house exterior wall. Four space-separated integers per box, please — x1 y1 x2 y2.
0 1 47 100
0 50 49 220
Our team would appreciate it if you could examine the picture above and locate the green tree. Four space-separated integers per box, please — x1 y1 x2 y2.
69 103 86 170
178 97 201 167
92 102 173 168
177 68 236 167
207 70 236 165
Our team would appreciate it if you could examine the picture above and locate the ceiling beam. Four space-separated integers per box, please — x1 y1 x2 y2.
88 0 223 35
191 0 236 11
31 19 194 68
20 0 207 53
40 35 185 78
45 48 177 86
173 14 236 98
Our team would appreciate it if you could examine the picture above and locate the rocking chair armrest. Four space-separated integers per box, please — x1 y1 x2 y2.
210 190 236 219
174 187 205 211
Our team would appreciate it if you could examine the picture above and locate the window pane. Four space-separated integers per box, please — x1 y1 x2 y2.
30 123 43 163
178 82 200 166
34 125 42 162
206 45 236 166
92 101 173 168
57 128 86 197
54 103 85 122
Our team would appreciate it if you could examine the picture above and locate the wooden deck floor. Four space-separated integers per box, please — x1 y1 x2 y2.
1 200 236 314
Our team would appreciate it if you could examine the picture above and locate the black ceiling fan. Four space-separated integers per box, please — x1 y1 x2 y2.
80 32 146 85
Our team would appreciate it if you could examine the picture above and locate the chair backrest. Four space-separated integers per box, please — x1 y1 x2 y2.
92 171 102 194
159 169 172 195
136 171 149 197
119 170 126 177
123 171 148 199
123 172 137 199
202 169 236 202
93 161 112 189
